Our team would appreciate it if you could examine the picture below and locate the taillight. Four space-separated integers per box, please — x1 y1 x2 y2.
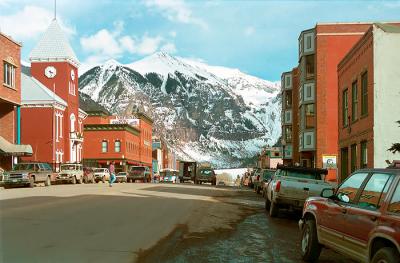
275 180 281 192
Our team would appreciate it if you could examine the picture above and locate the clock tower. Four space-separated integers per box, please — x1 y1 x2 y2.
28 19 84 164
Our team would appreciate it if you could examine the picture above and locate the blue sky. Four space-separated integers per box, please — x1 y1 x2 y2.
1 0 400 81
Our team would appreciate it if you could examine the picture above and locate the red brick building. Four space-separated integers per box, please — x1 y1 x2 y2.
0 32 32 170
295 23 372 181
83 112 153 172
20 20 87 168
338 23 400 181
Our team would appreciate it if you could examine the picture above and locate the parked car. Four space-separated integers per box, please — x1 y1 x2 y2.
3 162 53 188
93 168 110 183
299 165 400 263
265 165 331 217
56 163 84 184
160 169 178 183
254 169 275 194
127 166 151 183
194 167 216 185
115 172 128 183
83 167 95 183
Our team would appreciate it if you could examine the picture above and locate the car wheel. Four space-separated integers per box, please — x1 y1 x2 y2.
301 219 322 262
269 201 279 217
265 198 271 211
72 176 77 184
44 176 51 186
29 177 35 188
372 247 400 263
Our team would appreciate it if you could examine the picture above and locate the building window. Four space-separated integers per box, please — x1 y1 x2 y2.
3 62 16 88
343 89 348 127
360 141 368 169
102 141 108 153
286 75 291 87
361 72 368 116
285 90 292 108
306 36 312 49
351 144 357 173
285 126 292 143
305 55 315 79
305 134 312 146
305 104 314 116
352 81 358 122
115 140 121 152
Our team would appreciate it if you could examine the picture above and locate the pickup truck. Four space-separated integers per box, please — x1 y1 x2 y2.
3 162 54 188
127 166 151 183
265 165 331 217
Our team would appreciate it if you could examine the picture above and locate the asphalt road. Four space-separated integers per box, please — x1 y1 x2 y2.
0 182 352 263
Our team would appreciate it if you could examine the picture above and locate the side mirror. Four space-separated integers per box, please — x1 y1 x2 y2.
320 188 335 198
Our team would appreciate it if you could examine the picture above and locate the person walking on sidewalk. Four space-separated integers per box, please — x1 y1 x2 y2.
109 161 116 187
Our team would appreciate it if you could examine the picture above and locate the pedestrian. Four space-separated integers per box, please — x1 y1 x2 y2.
109 161 116 187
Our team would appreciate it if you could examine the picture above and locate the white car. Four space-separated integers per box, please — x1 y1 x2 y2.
93 168 110 183
56 164 84 184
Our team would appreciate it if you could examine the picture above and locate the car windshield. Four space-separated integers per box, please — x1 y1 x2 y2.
200 169 214 176
13 163 34 171
131 167 145 174
60 165 77 171
117 172 127 176
94 169 105 172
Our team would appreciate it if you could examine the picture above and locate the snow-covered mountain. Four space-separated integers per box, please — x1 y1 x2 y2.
79 52 281 168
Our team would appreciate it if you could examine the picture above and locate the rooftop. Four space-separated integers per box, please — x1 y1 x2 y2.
21 73 67 106
29 19 79 67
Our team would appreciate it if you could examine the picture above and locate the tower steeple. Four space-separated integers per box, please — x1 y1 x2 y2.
29 20 79 67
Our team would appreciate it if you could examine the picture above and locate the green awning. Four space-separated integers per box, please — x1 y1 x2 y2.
0 136 32 156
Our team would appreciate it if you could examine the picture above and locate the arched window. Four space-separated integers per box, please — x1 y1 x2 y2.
70 113 76 132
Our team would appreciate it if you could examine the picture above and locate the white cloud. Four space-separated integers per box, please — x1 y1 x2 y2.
170 31 177 37
80 21 177 66
80 29 122 56
244 26 255 36
144 0 207 29
160 43 177 54
136 35 163 55
0 5 75 40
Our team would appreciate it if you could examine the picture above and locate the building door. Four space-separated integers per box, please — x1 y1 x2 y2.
340 147 349 182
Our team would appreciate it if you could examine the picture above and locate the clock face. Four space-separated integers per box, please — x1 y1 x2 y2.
44 66 57 78
70 69 75 80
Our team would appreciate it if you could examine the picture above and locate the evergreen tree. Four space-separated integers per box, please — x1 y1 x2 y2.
388 120 400 153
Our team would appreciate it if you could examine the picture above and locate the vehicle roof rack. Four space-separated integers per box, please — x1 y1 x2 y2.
387 160 400 169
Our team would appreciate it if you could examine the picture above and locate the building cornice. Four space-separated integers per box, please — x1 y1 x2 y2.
30 57 80 68
84 124 140 136
21 101 67 111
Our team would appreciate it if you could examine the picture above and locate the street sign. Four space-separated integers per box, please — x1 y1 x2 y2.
322 155 337 169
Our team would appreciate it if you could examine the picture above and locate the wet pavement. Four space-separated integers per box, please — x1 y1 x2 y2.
138 189 353 263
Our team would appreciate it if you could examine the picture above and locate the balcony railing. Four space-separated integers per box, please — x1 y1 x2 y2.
70 131 84 142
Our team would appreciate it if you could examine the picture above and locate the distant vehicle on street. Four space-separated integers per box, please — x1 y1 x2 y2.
127 166 151 183
179 161 196 183
253 169 275 195
115 172 127 183
160 169 178 183
82 167 95 183
194 167 216 185
250 168 262 188
265 165 331 217
3 162 53 188
299 165 400 263
93 168 110 183
56 163 84 184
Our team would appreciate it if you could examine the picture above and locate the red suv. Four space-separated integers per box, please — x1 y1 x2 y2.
299 166 400 263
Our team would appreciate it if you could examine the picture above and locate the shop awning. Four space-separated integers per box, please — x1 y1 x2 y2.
0 136 33 156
